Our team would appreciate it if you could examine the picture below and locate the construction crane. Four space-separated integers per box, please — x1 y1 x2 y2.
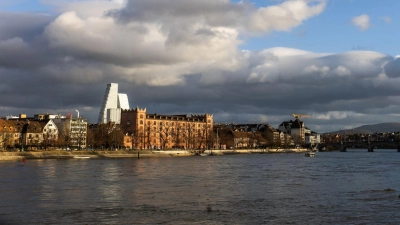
292 114 310 119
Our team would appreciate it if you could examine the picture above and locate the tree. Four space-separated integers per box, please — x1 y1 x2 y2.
86 125 95 149
58 126 72 150
158 125 170 149
1 132 14 151
108 126 124 149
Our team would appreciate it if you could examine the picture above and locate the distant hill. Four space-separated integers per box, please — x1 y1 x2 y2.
328 123 400 134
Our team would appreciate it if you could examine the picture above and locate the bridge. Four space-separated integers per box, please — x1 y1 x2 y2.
318 141 400 152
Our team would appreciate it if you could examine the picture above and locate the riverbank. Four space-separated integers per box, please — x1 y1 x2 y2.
0 148 311 161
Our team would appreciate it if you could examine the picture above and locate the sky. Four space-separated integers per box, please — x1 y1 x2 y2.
1 0 400 133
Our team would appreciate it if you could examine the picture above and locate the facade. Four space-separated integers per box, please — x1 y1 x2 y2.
121 107 213 149
38 119 59 147
262 124 281 145
20 121 44 149
54 117 88 149
117 93 130 109
290 119 305 144
0 118 15 150
305 132 321 145
98 83 130 124
279 119 305 144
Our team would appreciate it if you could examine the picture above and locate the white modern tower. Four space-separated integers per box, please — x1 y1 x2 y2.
98 83 130 124
117 93 130 109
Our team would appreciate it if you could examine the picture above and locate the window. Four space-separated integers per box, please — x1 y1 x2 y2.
127 121 130 125
140 120 143 125
127 114 131 120
140 115 143 119
153 121 156 125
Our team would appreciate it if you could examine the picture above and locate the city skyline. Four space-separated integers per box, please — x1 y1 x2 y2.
1 0 400 133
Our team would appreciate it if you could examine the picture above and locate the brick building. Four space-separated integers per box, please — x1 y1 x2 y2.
121 107 213 149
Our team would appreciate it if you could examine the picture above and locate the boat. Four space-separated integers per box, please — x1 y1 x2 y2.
73 156 90 159
200 149 215 156
304 152 316 157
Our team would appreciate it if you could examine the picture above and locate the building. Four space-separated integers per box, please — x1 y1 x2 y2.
6 117 45 149
8 120 45 150
121 107 213 149
0 118 15 150
98 83 130 124
38 119 59 148
54 116 88 149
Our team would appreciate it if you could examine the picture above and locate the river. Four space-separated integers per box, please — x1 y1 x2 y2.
1 150 400 224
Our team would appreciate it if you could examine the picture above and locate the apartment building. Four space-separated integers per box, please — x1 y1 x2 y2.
54 116 87 149
121 107 213 149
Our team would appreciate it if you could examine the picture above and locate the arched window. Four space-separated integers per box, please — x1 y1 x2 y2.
140 115 143 119
140 120 143 124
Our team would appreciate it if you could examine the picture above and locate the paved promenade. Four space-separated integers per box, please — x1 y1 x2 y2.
0 148 310 161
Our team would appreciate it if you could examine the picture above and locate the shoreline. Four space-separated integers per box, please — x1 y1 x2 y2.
0 148 312 161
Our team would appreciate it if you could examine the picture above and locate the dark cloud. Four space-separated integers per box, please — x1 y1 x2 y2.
0 11 53 41
384 57 400 78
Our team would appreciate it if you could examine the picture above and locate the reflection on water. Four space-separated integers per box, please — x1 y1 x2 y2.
1 150 400 224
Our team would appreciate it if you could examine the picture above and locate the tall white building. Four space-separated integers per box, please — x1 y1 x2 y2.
98 83 130 124
118 93 130 109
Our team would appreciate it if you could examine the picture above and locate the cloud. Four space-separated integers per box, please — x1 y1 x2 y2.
351 14 370 31
108 0 327 34
381 16 392 24
246 0 327 33
0 11 53 41
384 58 400 78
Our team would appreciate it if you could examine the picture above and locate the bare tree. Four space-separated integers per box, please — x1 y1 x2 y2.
157 122 172 149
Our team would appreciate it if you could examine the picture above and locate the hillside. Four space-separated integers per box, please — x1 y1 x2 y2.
328 122 400 134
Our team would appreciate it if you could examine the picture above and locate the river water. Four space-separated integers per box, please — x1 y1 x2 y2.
1 150 400 225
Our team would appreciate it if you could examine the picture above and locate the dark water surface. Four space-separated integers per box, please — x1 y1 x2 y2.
1 150 400 224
